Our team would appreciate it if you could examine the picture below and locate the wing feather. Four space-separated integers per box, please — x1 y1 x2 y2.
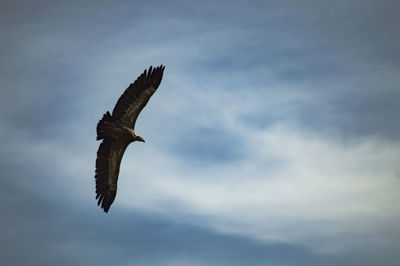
112 65 165 128
95 139 129 213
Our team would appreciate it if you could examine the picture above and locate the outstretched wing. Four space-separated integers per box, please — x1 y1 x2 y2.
112 65 165 128
95 139 129 213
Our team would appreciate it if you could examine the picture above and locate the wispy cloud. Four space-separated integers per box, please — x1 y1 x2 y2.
1 0 399 265
115 122 400 252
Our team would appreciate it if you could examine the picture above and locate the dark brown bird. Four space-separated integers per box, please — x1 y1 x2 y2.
95 65 165 213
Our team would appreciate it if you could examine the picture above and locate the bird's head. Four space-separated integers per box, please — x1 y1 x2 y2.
134 134 145 143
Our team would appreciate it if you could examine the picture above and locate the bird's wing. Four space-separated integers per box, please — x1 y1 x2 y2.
95 139 129 213
112 65 165 128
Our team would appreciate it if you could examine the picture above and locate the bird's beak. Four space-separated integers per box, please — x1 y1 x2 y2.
136 136 145 142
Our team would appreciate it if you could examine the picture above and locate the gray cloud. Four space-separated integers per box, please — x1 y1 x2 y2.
2 156 398 266
1 0 399 265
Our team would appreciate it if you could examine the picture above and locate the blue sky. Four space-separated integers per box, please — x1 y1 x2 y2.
1 0 399 265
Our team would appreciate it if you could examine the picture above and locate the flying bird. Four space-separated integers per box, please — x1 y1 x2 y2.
95 65 165 213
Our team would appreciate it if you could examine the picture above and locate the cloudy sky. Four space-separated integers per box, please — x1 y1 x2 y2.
1 0 399 265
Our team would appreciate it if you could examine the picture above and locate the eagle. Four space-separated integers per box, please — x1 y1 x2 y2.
95 65 165 213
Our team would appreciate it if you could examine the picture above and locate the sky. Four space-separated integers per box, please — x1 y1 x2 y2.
1 0 399 265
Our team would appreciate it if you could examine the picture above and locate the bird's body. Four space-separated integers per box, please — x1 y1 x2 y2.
97 113 140 142
95 65 165 213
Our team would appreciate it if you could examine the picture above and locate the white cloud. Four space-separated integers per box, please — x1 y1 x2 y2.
112 116 400 253
2 1 400 265
7 57 397 254
5 54 398 254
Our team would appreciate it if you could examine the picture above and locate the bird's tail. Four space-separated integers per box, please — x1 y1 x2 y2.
96 111 113 140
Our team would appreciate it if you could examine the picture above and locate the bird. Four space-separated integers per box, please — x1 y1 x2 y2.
95 65 165 213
